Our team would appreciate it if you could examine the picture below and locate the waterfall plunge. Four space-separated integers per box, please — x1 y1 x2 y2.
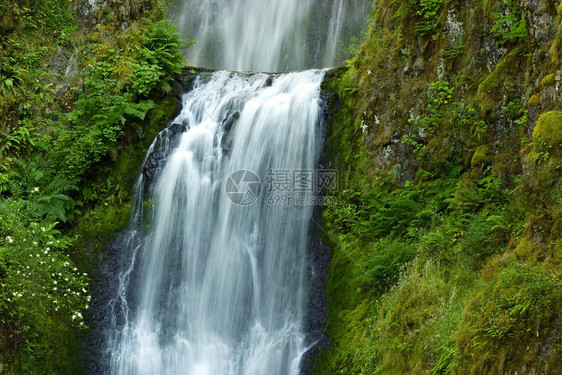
107 71 325 375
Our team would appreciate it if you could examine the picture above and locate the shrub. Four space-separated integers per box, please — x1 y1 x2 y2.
0 199 89 372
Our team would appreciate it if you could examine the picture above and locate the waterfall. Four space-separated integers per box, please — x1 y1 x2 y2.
106 71 326 375
102 1 371 373
170 0 370 72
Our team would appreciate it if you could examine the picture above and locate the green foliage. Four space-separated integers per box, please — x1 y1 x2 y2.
356 239 416 294
0 1 189 372
316 0 561 373
456 263 562 372
404 82 488 163
503 99 524 120
443 44 465 61
362 181 426 237
491 1 527 45
0 199 89 372
415 0 444 37
142 20 190 76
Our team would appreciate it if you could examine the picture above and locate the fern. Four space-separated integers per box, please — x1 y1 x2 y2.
33 193 73 222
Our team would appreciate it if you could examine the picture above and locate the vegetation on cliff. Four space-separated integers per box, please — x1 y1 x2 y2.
316 0 562 373
0 0 187 372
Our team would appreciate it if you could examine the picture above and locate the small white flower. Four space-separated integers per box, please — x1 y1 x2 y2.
32 187 39 193
5 236 13 243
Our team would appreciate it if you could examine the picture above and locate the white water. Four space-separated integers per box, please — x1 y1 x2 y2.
107 70 325 375
104 1 372 372
171 0 371 72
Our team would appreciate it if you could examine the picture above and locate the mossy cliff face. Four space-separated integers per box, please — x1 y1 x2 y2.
316 0 562 374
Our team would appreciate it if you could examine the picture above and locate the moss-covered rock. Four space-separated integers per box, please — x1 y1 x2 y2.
541 73 555 86
532 111 562 151
528 94 540 106
471 145 491 167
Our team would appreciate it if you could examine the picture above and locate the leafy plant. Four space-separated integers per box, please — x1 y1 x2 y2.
491 1 527 45
404 81 487 160
443 44 465 61
356 239 416 294
415 0 443 37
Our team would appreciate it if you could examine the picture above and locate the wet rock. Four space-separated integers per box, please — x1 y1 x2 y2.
300 236 331 375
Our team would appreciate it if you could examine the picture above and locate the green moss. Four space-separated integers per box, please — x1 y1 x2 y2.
540 73 555 86
88 32 100 43
532 111 562 152
515 237 534 259
471 145 491 167
73 95 178 271
476 50 522 118
528 94 540 106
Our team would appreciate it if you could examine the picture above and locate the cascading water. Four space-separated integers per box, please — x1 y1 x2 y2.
170 0 370 72
106 71 325 375
102 1 370 374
